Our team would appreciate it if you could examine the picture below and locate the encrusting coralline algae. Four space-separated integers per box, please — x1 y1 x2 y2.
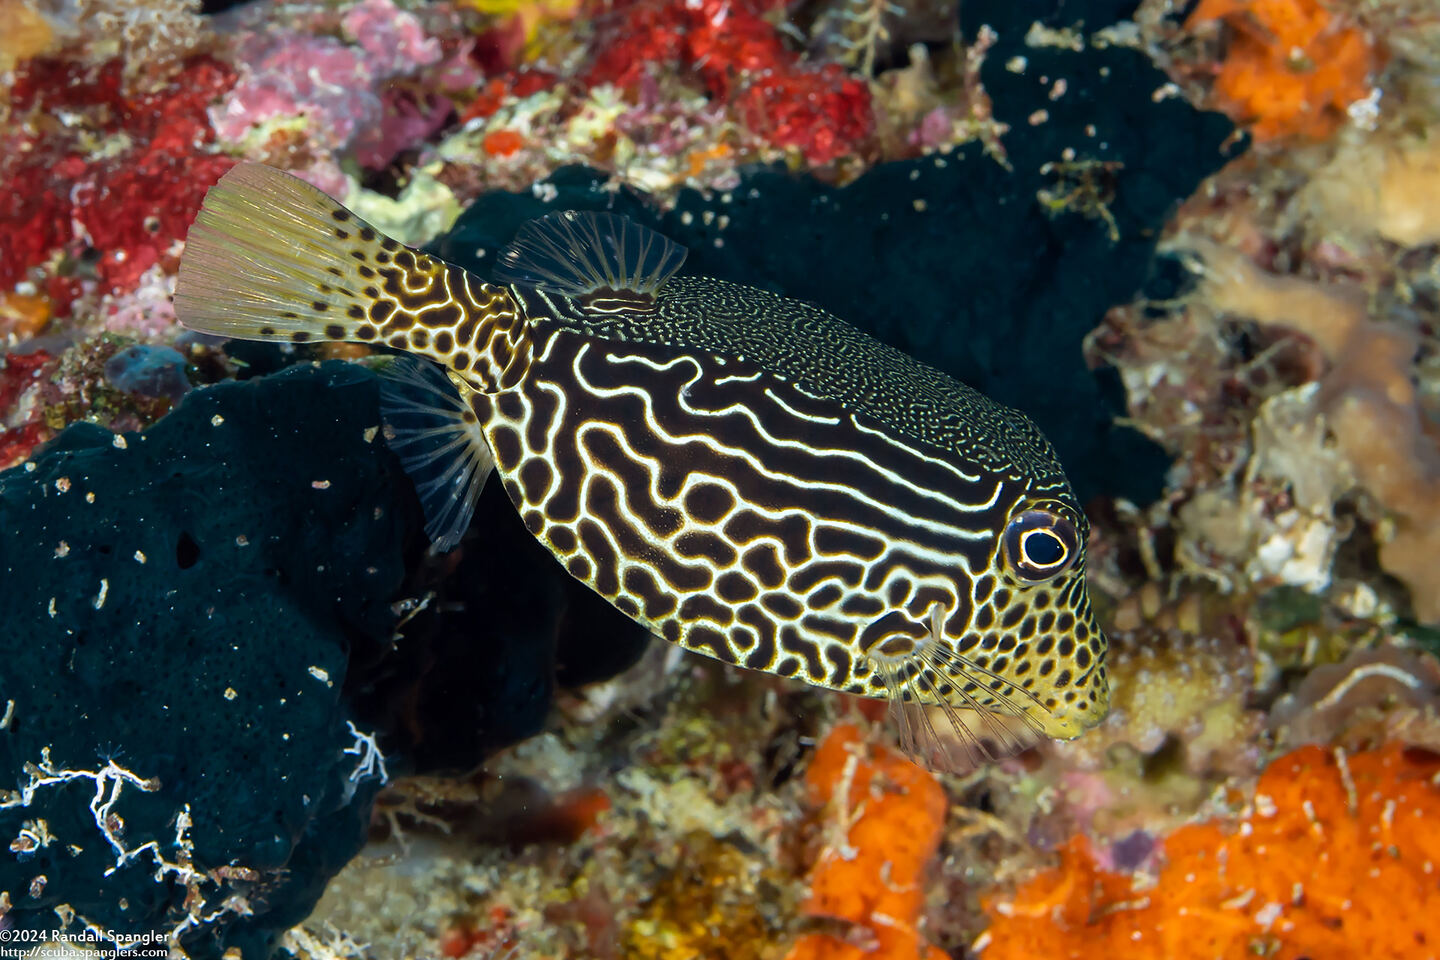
2 0 1440 956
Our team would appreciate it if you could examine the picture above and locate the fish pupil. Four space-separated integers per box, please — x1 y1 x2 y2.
1024 530 1066 566
1003 507 1079 581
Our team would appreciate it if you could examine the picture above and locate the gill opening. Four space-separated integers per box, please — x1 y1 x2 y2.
874 603 1047 773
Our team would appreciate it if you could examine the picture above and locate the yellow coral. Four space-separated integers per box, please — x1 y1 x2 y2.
622 831 796 960
0 0 54 72
455 0 578 52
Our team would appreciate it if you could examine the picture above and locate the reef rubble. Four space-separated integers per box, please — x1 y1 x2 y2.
2 0 1440 956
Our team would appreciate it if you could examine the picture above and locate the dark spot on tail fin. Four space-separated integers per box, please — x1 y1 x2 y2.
493 210 687 308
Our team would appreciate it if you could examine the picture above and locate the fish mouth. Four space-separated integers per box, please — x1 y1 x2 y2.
868 602 1115 770
1035 712 1087 740
1037 660 1111 739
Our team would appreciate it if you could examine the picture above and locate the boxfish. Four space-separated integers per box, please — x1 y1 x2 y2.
175 163 1110 770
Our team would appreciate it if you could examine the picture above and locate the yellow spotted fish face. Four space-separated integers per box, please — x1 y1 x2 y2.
175 163 1110 771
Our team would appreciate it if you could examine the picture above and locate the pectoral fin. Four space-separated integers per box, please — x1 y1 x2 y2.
378 355 494 552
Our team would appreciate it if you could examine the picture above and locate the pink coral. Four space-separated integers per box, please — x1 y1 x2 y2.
341 0 441 75
210 0 453 171
210 34 379 151
102 265 178 339
353 91 453 170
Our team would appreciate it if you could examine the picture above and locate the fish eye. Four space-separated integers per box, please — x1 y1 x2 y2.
1003 508 1079 582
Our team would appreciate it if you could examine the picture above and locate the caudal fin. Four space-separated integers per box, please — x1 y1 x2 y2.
177 163 425 346
178 163 532 394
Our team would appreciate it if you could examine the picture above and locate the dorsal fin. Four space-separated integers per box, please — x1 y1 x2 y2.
492 211 687 307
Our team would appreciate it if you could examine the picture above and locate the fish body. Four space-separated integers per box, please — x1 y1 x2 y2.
176 163 1109 767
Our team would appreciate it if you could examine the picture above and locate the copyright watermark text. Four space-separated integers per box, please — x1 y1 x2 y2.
0 929 167 958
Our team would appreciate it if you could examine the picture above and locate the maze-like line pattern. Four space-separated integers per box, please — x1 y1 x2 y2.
363 257 531 393
515 277 1073 491
179 163 531 395
472 326 1107 725
280 210 533 392
176 161 1111 742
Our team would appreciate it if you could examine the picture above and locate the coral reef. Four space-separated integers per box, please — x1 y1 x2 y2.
1171 238 1440 624
2 0 1241 500
299 656 817 960
0 335 210 472
0 350 55 469
102 343 192 401
0 0 54 71
1072 627 1258 772
439 0 1244 502
0 358 650 952
583 0 875 168
1186 0 1383 142
1047 626 1264 842
1296 132 1440 248
0 362 408 955
207 0 469 183
979 743 1440 959
1268 641 1440 752
3 54 236 314
3 0 1440 954
787 724 947 960
1090 6 1440 625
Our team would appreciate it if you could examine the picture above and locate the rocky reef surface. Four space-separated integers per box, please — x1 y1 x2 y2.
2 0 1440 956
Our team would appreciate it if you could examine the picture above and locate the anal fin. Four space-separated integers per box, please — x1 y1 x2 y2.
378 355 494 552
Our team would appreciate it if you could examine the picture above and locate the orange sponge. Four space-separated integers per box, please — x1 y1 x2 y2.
787 724 948 960
980 743 1440 959
1187 0 1381 141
